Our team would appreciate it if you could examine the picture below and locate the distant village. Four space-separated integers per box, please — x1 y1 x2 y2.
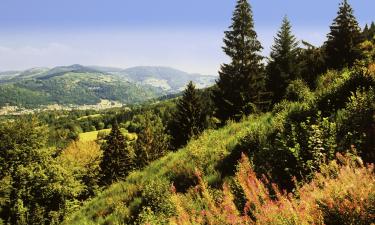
0 99 123 115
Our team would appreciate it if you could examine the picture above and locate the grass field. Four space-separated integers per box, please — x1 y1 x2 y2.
79 128 137 142
77 114 102 121
79 129 111 142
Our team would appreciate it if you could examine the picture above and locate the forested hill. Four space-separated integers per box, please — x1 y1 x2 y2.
0 65 215 108
91 66 216 92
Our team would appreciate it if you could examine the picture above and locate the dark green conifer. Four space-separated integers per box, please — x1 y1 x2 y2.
213 0 265 122
266 16 300 104
325 0 362 69
100 122 134 185
170 81 206 148
134 113 170 168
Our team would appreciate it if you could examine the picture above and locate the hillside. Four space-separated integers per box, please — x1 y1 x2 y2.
0 65 215 108
0 65 163 108
64 114 270 224
63 63 375 224
95 66 216 93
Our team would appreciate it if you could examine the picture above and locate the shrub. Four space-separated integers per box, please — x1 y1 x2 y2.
285 79 314 103
336 88 375 162
171 154 375 225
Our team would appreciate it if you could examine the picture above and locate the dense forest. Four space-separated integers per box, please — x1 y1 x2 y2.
1 0 374 224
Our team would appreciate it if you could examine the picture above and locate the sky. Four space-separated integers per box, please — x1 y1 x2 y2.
0 0 373 74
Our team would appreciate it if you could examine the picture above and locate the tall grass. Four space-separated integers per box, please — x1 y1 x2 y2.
171 153 374 225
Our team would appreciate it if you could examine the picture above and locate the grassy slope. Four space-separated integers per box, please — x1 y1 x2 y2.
79 129 137 142
64 113 273 224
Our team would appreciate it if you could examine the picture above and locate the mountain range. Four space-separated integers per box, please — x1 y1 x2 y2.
0 65 216 108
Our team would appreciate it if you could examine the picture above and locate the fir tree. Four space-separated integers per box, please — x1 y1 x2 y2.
99 122 134 185
213 0 265 122
134 112 170 168
325 0 362 69
266 16 300 104
362 24 370 40
170 81 206 148
368 22 375 41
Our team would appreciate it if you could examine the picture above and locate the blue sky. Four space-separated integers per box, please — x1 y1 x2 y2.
0 0 373 74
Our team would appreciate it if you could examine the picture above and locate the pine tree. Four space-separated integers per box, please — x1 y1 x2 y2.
325 0 362 69
266 16 300 104
99 122 134 185
362 24 370 40
369 22 375 41
170 81 206 148
134 112 170 168
213 0 265 122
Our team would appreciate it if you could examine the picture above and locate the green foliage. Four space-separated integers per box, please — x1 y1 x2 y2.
267 16 300 104
0 118 83 224
213 0 266 122
0 72 160 108
63 114 263 224
100 123 135 185
59 141 102 199
325 0 362 69
336 88 375 162
170 81 207 148
134 112 170 169
284 79 314 102
297 41 326 89
362 22 375 41
316 67 375 116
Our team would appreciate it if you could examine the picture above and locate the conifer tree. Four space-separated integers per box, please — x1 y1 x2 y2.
170 81 206 148
100 122 134 185
213 0 265 122
362 24 370 40
134 112 170 168
368 22 375 41
325 0 362 69
266 16 300 104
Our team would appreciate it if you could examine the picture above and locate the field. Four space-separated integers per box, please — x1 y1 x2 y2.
79 128 137 142
79 129 111 142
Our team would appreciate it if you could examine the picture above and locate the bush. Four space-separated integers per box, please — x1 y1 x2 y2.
316 67 375 116
285 79 314 102
336 88 375 162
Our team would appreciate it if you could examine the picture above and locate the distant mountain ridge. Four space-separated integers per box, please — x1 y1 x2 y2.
0 64 216 108
92 65 217 92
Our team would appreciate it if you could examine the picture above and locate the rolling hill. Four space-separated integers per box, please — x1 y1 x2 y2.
93 66 217 93
0 65 216 108
0 65 162 108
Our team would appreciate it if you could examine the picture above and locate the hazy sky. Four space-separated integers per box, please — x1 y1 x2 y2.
0 0 373 74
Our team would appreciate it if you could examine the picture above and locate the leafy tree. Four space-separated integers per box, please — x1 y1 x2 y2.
325 0 362 69
134 112 170 168
266 16 300 104
213 0 265 122
170 81 206 148
59 141 102 199
99 122 134 185
0 117 82 224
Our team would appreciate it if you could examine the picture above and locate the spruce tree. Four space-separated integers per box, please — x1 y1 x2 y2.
362 24 370 40
134 112 170 168
325 0 362 69
369 22 375 41
213 0 265 122
266 16 300 104
100 122 134 185
170 81 206 148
